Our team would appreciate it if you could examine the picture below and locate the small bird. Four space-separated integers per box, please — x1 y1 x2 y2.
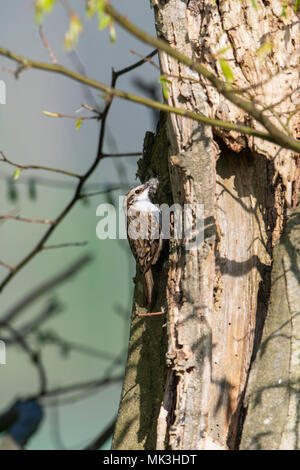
124 178 163 312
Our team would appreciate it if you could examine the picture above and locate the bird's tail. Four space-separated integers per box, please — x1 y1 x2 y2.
143 269 154 306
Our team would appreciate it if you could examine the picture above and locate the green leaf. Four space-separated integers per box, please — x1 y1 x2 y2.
86 0 96 17
162 83 169 99
76 119 82 130
159 76 172 99
64 14 83 50
256 41 273 62
294 0 300 12
35 0 56 24
13 168 22 181
99 15 112 30
86 1 115 43
86 0 105 18
219 58 234 84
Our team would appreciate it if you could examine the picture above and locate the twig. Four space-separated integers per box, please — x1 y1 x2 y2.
37 374 123 400
0 321 47 396
1 254 92 323
80 104 102 114
104 3 300 154
43 110 100 121
102 152 142 158
0 150 81 179
0 260 15 272
40 349 126 404
43 241 88 250
4 299 62 344
34 333 122 362
79 186 121 199
39 26 57 64
130 49 159 70
0 171 125 191
0 43 160 293
0 215 54 225
0 208 19 226
0 47 292 150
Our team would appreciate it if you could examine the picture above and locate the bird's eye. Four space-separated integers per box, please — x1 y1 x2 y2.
135 189 141 194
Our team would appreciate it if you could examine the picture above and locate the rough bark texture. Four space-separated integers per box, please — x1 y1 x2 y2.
113 0 300 450
112 116 171 450
240 207 300 450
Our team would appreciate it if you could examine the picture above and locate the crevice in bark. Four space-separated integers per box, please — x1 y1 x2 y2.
215 136 283 448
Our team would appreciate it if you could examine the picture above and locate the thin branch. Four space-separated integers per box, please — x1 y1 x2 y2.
4 299 62 344
0 321 47 396
115 49 158 76
39 349 127 404
79 103 101 114
0 171 124 191
0 46 293 151
0 150 81 179
79 186 121 199
0 41 156 293
0 260 14 272
42 110 100 121
130 49 160 70
0 208 19 226
105 3 300 154
43 241 88 250
1 254 92 323
19 300 62 337
102 152 142 158
39 26 57 64
37 374 123 400
0 215 54 225
34 333 122 362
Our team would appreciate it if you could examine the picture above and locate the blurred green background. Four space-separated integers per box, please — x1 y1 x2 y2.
0 0 159 449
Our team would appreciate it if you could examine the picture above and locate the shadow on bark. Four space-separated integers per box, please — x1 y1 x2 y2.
240 210 300 449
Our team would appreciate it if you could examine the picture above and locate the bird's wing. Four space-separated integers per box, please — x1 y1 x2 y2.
127 211 162 274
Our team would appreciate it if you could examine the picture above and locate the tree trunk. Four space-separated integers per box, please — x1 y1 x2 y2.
112 0 300 450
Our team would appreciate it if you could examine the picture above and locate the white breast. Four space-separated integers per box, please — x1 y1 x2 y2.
131 200 160 220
